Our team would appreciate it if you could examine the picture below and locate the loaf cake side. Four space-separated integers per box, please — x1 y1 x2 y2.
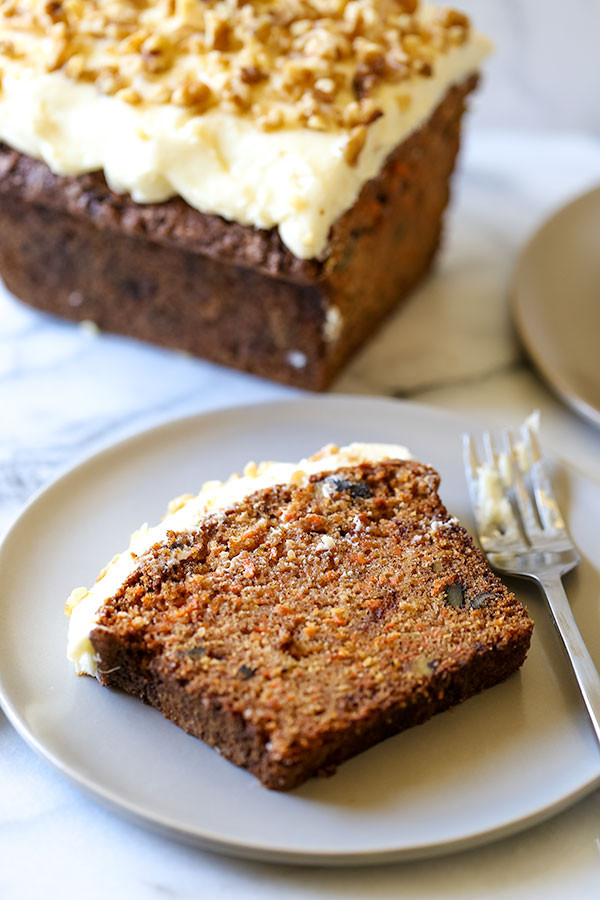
66 444 533 790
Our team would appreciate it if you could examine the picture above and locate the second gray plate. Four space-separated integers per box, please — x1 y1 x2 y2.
512 185 600 429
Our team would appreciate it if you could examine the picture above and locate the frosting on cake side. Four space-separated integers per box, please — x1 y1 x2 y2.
66 441 412 675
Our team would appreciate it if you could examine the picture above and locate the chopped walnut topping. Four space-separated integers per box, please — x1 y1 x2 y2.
172 78 213 111
140 33 173 74
0 0 473 147
0 37 17 57
343 125 367 165
115 85 142 105
256 106 285 131
240 65 266 86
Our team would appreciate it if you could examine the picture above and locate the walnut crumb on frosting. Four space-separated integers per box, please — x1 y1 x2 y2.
0 0 472 158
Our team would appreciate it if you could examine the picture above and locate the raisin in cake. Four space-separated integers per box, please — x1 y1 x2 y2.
66 443 533 790
0 2 491 388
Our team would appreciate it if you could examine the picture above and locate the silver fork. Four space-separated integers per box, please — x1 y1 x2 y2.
463 419 600 745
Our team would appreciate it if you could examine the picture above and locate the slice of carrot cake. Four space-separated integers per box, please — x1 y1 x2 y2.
66 443 533 790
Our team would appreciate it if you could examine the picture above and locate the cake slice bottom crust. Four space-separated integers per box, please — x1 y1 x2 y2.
90 460 533 790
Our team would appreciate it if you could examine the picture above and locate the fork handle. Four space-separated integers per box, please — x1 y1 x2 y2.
539 573 600 745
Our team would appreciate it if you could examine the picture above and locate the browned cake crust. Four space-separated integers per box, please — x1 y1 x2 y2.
0 77 477 389
89 458 533 790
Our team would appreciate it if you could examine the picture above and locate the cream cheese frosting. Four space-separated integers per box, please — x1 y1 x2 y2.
0 1 491 258
472 412 541 545
66 442 411 675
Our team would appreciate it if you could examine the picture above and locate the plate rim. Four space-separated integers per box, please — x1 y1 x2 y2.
1 395 599 865
511 184 600 430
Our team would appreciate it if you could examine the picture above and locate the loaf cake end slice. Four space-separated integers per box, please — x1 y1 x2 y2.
67 444 533 790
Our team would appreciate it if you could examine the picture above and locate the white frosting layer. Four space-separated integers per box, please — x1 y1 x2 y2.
67 442 411 675
0 31 490 259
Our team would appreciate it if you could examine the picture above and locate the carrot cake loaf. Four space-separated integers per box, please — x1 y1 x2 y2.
66 443 533 790
0 1 491 388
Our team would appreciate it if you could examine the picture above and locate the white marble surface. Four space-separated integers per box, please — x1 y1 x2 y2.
2 130 600 896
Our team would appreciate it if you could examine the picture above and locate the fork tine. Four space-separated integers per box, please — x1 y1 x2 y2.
522 421 567 533
482 430 496 469
462 433 480 508
462 430 522 551
503 430 543 543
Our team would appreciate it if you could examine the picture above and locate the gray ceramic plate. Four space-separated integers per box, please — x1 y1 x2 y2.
512 185 600 429
0 397 599 865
